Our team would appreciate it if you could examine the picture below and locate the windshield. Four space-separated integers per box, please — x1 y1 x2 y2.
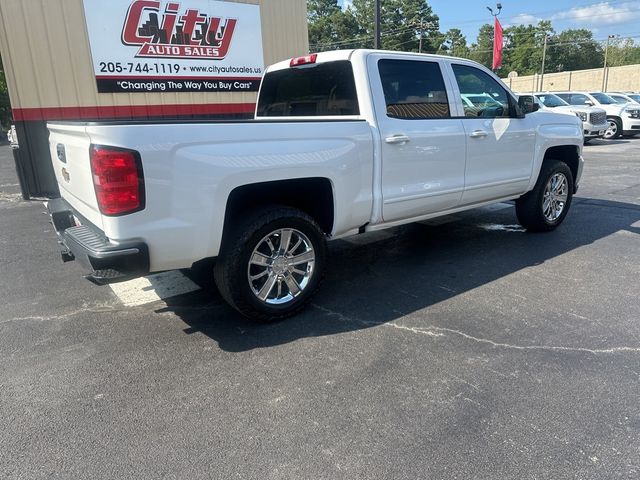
535 94 569 108
628 94 640 103
589 92 617 105
608 95 629 104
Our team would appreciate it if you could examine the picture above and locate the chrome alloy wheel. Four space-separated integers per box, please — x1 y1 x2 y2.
542 173 569 222
247 228 316 305
604 119 618 139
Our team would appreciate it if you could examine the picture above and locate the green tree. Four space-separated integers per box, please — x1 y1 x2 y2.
469 24 494 69
439 28 469 57
349 0 441 52
501 21 554 77
308 0 360 51
307 0 343 51
0 56 11 130
546 29 603 72
606 38 640 67
330 7 360 50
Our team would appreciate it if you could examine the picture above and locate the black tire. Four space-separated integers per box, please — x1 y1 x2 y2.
214 206 327 322
516 159 574 232
604 117 622 139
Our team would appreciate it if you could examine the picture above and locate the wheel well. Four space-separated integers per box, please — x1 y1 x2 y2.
544 145 580 183
224 178 335 235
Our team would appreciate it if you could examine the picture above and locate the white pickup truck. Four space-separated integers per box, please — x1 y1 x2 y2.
48 49 584 321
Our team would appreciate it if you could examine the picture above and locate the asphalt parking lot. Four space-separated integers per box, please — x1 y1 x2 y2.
1 139 639 479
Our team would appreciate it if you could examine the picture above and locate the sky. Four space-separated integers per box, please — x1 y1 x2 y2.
338 0 640 44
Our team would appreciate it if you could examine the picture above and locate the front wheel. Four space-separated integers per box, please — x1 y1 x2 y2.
516 160 574 232
214 206 327 322
604 117 622 139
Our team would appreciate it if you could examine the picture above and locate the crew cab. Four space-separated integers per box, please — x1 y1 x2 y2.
47 50 584 321
555 91 640 139
534 92 607 142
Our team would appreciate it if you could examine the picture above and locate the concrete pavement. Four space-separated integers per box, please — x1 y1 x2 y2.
1 140 639 479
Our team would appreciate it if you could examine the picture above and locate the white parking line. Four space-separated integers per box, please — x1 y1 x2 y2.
109 271 200 307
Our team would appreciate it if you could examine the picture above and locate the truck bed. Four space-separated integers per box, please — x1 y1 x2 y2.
48 119 374 272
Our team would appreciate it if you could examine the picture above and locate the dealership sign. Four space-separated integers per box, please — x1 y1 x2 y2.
82 0 264 93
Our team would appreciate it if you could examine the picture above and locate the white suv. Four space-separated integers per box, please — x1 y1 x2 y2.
534 93 607 142
555 91 640 139
608 92 640 105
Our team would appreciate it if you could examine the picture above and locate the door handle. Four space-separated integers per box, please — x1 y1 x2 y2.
469 130 489 139
385 134 410 144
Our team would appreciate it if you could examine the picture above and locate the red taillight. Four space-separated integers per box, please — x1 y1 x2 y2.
90 145 144 216
290 53 318 67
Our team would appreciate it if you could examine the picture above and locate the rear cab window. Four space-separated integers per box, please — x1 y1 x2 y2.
257 61 359 117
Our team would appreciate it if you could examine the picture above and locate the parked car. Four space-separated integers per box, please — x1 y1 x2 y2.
46 49 584 321
534 92 607 143
608 92 640 105
555 91 640 139
623 93 640 103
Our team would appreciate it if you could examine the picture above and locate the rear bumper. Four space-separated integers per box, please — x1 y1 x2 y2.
48 198 149 284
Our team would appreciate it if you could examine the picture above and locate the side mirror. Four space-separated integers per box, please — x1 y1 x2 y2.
585 100 594 106
518 95 539 115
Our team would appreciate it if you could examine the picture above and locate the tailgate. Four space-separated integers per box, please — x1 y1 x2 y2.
48 123 103 229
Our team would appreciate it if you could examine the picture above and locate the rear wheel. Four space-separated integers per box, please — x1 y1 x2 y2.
604 117 622 139
516 160 574 232
214 206 327 322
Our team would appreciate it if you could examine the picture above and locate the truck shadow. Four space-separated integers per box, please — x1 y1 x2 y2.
158 197 640 352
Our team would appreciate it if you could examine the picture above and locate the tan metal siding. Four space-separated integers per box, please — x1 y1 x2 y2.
0 0 309 113
506 64 640 93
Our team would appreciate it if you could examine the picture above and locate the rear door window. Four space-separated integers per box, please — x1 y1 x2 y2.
378 59 451 119
257 61 359 117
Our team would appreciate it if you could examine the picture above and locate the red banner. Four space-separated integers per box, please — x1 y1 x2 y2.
493 18 503 71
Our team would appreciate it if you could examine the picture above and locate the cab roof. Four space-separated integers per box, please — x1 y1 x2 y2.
266 49 477 73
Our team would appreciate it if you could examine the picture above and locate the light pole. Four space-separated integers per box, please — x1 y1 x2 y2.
374 0 381 49
418 17 423 53
602 34 616 92
540 35 549 91
486 3 502 17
